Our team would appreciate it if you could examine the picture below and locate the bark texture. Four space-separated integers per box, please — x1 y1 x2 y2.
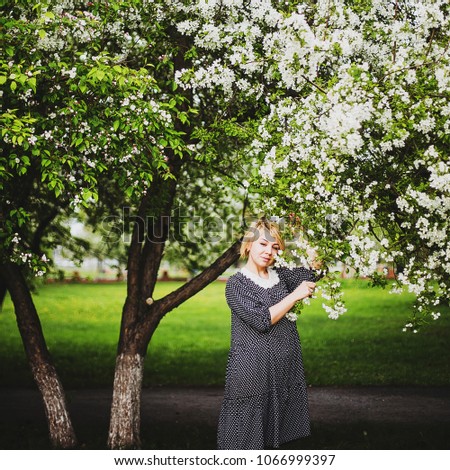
108 353 145 449
33 362 78 448
1 263 77 448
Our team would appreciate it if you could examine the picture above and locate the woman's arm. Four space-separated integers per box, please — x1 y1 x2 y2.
277 266 318 292
268 280 316 325
225 278 272 333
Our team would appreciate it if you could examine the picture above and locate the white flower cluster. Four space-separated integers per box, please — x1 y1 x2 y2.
176 0 450 328
285 311 298 322
317 279 347 320
8 232 49 277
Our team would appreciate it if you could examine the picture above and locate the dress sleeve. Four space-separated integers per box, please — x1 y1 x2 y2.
276 267 317 294
225 276 272 333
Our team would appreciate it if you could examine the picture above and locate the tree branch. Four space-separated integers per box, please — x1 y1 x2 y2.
126 191 152 300
153 238 241 317
31 207 60 254
139 172 180 302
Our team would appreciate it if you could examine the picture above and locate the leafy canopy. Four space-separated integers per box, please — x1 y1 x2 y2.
175 0 450 330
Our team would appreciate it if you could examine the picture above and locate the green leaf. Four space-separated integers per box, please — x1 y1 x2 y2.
0 75 6 85
10 81 17 91
82 188 93 202
113 120 120 132
28 77 36 92
38 29 47 39
125 186 134 198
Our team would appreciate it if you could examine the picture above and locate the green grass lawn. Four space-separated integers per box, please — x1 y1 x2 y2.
0 279 449 388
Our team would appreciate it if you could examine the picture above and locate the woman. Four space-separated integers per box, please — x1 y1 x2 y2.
217 219 318 450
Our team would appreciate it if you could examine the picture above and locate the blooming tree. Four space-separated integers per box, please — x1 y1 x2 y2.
2 0 449 451
174 0 450 331
1 0 187 447
1 0 257 449
1 1 185 274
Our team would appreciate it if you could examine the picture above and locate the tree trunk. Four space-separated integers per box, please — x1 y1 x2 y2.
108 352 145 449
107 173 174 449
107 236 241 449
32 361 78 448
108 300 162 449
1 263 77 448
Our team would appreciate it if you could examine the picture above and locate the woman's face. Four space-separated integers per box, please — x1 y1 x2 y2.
248 230 280 268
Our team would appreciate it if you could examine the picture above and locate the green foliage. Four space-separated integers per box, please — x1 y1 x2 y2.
0 0 190 275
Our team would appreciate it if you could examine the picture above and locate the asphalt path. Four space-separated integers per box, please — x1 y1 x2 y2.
1 386 449 449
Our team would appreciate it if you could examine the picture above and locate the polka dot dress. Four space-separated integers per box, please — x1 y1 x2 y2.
217 267 316 450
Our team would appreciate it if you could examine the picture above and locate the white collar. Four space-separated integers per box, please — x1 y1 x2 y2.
240 267 280 289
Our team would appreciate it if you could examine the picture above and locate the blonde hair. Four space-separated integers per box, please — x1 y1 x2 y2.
240 219 285 259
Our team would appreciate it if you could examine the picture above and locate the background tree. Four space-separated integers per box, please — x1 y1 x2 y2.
1 0 186 447
1 0 262 449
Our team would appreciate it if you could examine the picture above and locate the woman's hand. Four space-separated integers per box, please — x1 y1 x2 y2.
269 280 316 325
293 281 316 301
